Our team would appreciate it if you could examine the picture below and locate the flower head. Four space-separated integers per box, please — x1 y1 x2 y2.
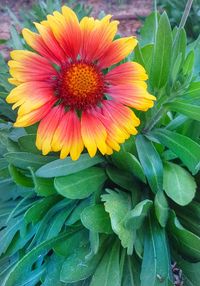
7 6 156 160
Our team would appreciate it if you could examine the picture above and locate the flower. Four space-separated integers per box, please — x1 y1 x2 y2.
6 6 156 160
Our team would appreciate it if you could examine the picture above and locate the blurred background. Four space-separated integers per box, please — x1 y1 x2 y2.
0 0 200 59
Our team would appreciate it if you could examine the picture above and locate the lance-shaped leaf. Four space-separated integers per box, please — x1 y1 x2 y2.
136 135 163 193
154 190 169 227
140 214 172 286
150 129 200 174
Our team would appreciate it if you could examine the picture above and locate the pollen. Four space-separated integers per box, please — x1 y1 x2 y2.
58 62 105 110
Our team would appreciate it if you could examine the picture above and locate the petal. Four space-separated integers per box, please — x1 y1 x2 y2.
98 37 137 69
8 50 57 82
107 83 156 111
46 6 81 60
95 100 140 151
36 106 65 155
81 110 108 157
6 81 56 116
105 62 148 85
58 111 84 160
35 21 67 63
22 25 65 65
80 15 119 62
14 99 56 127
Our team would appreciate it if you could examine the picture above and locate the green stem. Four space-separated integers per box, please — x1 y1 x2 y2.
143 106 166 133
179 0 193 29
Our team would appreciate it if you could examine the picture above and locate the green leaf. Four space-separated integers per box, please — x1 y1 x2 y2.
150 12 172 89
182 50 194 76
8 164 33 188
66 199 90 226
53 229 88 257
122 255 141 286
124 199 153 230
90 240 121 286
140 214 172 286
18 134 40 154
102 189 134 254
4 152 55 170
154 190 169 227
171 28 186 67
36 153 104 178
111 151 146 183
168 212 200 261
136 135 163 193
60 240 106 283
140 12 160 46
177 257 200 286
163 162 196 206
30 169 56 197
106 166 135 192
24 195 61 224
42 254 65 286
81 204 113 234
165 100 200 121
54 167 107 199
2 230 79 286
150 129 200 174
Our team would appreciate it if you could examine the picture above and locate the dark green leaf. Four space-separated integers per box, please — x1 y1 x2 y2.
140 214 172 286
136 135 163 193
154 190 169 227
90 240 121 286
111 151 146 183
150 129 200 174
8 164 33 188
168 212 200 261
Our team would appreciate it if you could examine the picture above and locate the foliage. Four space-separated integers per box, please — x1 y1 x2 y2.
158 0 200 42
0 0 200 285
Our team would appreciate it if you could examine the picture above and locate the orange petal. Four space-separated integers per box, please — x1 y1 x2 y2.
81 110 108 157
105 62 148 85
80 15 119 62
8 50 57 82
99 37 137 68
107 83 156 111
36 106 65 155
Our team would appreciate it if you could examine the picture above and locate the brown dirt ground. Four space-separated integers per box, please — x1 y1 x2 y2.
0 0 153 59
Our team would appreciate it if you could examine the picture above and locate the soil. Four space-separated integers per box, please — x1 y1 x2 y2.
0 0 153 59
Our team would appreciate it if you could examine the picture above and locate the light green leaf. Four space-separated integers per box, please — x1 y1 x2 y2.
36 153 104 178
124 199 153 230
136 135 163 193
150 129 200 174
163 162 196 206
106 166 135 192
81 204 113 234
150 12 172 89
165 100 200 121
102 189 134 254
54 167 107 199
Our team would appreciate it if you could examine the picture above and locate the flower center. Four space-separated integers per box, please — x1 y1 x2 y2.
58 62 105 110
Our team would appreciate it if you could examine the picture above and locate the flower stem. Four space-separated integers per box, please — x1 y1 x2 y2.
143 106 166 133
179 0 193 29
